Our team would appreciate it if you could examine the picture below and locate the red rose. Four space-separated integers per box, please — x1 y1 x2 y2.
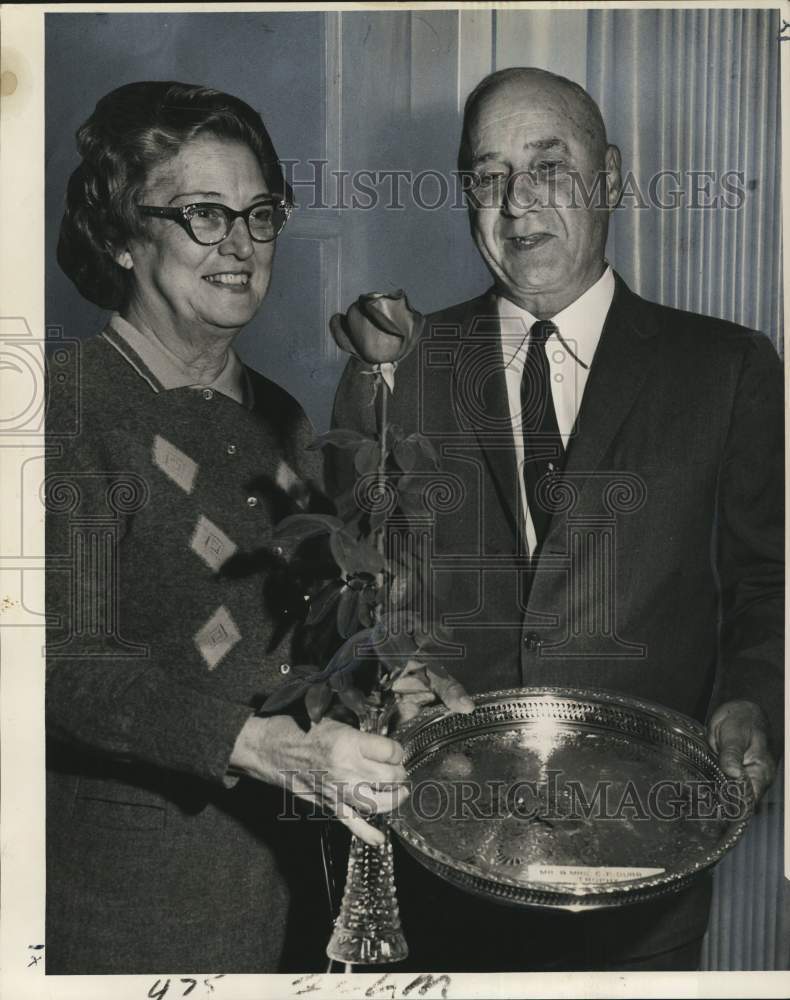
330 290 423 365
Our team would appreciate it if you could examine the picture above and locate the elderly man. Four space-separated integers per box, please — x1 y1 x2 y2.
331 68 783 971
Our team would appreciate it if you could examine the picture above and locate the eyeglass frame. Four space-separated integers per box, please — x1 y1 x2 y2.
136 196 293 246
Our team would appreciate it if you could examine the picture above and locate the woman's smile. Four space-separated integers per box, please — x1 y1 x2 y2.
203 269 253 290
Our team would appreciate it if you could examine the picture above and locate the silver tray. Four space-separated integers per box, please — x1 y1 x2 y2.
389 687 752 911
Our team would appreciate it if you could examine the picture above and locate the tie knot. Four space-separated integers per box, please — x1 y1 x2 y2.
530 320 557 343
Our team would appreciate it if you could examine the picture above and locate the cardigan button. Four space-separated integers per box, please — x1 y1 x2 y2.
279 663 291 675
226 443 237 455
246 496 258 508
202 387 215 401
272 545 284 557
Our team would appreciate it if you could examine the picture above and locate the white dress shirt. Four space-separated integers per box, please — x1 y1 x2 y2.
497 264 615 554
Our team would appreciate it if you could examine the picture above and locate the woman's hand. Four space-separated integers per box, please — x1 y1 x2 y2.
391 659 475 725
229 715 409 845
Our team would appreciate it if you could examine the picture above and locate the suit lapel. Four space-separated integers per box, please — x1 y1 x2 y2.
454 292 526 550
542 276 659 547
447 277 658 552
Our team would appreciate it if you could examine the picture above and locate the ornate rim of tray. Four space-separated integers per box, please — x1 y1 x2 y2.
388 687 754 911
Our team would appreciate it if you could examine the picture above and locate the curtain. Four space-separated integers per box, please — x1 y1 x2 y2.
588 8 786 970
586 7 782 352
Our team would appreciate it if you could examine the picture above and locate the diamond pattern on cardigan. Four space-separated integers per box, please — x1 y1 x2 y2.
190 515 239 572
194 605 241 671
152 434 198 494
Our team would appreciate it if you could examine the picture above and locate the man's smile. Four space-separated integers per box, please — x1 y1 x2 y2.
506 232 556 251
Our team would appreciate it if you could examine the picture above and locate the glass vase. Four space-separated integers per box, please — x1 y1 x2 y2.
326 702 409 965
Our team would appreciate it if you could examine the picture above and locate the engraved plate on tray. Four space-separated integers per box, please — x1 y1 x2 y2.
389 688 753 911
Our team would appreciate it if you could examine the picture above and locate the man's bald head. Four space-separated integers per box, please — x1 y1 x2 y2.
457 66 622 317
459 68 608 174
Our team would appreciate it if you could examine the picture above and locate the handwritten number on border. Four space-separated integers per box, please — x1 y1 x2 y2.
147 976 224 998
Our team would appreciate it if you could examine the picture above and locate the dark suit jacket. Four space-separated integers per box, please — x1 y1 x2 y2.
330 274 784 967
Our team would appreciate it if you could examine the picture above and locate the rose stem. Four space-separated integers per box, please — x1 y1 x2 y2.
373 368 389 699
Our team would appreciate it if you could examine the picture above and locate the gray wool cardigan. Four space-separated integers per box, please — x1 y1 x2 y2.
45 327 328 974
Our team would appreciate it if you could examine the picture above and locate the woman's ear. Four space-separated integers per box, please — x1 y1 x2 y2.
114 248 134 270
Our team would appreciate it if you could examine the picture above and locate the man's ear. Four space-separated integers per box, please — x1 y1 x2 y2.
604 144 622 208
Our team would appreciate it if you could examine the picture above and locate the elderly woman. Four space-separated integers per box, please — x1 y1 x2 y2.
45 81 412 975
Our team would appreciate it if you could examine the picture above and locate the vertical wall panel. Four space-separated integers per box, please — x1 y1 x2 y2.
495 8 588 87
457 10 493 112
410 10 457 112
338 8 412 317
337 11 489 335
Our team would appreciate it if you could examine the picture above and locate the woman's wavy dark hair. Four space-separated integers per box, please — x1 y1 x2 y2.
57 81 291 310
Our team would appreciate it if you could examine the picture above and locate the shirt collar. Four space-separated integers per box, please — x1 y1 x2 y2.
106 313 251 407
497 264 615 370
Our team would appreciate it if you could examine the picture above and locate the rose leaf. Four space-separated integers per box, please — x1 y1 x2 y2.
274 512 344 540
308 429 373 451
305 681 334 723
354 440 381 475
337 586 361 638
261 678 310 714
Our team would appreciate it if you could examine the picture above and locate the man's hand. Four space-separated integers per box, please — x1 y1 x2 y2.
707 699 776 804
391 659 475 724
229 715 409 846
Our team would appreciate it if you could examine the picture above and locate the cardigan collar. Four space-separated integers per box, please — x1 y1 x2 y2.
103 313 252 408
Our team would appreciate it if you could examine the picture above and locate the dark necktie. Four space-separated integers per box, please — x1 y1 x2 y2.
521 319 565 549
